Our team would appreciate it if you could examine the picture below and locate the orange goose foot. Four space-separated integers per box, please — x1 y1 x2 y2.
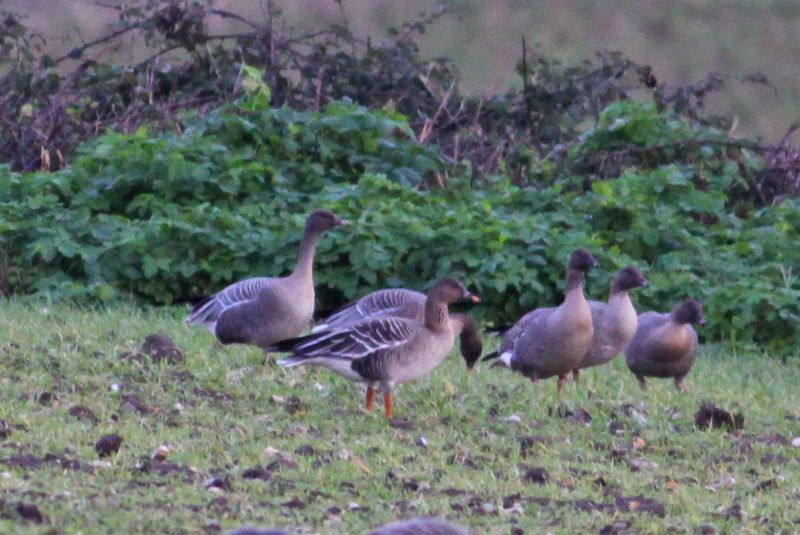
383 391 393 419
365 385 376 412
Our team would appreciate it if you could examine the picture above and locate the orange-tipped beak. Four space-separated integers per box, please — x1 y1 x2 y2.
468 293 481 303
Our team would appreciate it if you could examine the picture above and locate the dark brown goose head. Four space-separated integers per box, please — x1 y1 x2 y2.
671 298 706 326
455 315 483 371
427 277 481 305
612 266 648 293
305 209 348 236
568 248 599 272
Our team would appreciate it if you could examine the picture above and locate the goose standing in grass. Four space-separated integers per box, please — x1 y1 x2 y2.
370 518 469 535
572 266 648 382
185 210 347 349
274 278 480 419
625 298 705 391
483 248 598 392
314 288 483 370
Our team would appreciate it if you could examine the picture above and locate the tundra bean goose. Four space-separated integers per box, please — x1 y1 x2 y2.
370 518 469 535
573 266 648 381
625 298 705 391
185 210 347 349
314 288 483 370
275 278 480 419
483 248 597 392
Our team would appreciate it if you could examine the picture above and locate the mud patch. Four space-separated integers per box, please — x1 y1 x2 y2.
0 453 91 472
0 500 46 524
120 394 149 415
136 458 197 481
68 405 99 425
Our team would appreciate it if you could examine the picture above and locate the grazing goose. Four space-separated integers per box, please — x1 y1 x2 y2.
275 278 480 419
370 518 469 535
624 298 705 391
314 288 483 370
572 266 648 381
483 248 598 392
186 210 347 349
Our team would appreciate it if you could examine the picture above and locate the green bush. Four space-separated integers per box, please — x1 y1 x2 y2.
1 94 798 353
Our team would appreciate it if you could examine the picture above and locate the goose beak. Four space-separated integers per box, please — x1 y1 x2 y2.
639 278 649 287
699 318 707 326
466 292 481 303
335 217 350 227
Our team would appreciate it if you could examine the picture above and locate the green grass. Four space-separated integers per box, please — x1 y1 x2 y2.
0 300 798 534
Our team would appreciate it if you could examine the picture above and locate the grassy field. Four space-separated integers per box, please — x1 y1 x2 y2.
0 301 798 534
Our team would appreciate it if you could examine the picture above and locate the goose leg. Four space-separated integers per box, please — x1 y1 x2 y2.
365 385 376 412
556 374 569 393
383 391 393 419
528 374 540 386
674 376 686 392
572 369 580 383
636 375 646 390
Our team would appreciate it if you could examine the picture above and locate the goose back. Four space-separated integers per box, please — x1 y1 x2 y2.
625 311 699 379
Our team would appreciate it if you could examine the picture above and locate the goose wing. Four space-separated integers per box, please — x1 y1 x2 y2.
186 277 276 329
278 316 419 365
314 289 424 332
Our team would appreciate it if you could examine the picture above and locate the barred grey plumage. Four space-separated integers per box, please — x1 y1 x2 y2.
276 278 479 419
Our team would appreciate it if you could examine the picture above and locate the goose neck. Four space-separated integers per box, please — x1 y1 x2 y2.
424 299 450 331
292 228 318 281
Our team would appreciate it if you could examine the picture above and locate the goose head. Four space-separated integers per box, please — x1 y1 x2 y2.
613 266 648 292
428 277 481 305
454 314 483 371
671 298 706 326
568 248 599 272
306 209 348 235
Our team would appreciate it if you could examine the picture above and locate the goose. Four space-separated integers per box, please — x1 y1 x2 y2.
185 210 347 349
314 288 483 370
275 278 480 419
624 298 705 391
483 248 598 392
572 266 648 381
370 518 469 535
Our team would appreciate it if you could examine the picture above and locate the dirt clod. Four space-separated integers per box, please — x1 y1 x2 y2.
521 466 550 485
242 465 271 481
600 520 633 535
68 405 99 425
694 403 744 431
0 420 10 440
120 394 149 415
94 434 123 458
518 435 551 457
38 392 56 405
15 502 46 523
141 333 185 364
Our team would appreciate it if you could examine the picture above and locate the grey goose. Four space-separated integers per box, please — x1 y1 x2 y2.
314 287 483 370
275 278 480 419
573 266 648 381
370 518 469 535
483 248 598 392
625 298 705 391
186 210 347 349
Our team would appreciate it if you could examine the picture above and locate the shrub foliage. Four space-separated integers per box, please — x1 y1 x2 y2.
0 2 798 353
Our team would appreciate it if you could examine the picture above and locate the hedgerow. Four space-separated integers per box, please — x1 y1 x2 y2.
0 87 797 352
